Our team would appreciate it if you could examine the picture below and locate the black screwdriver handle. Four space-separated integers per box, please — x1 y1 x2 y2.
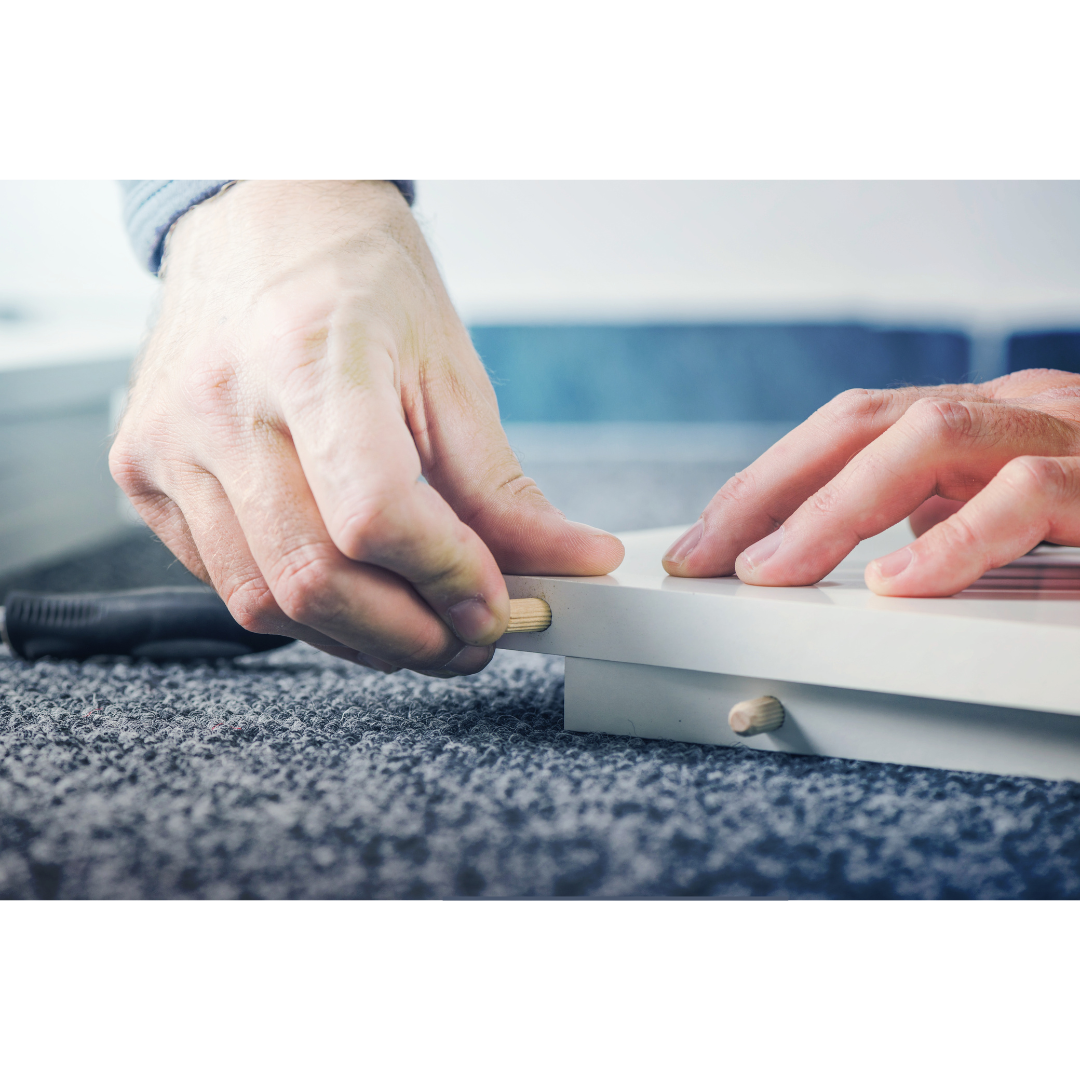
2 587 295 662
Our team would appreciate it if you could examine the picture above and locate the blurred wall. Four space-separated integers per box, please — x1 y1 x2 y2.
0 180 154 322
415 181 1080 334
1 180 1079 334
473 324 971 423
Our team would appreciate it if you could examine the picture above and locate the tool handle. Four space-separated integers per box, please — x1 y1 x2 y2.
1 587 295 661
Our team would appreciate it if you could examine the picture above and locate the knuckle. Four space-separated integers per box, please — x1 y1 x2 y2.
806 483 844 519
333 492 400 561
184 357 242 414
267 544 341 627
714 468 757 509
487 472 551 520
903 397 975 440
502 473 544 500
1001 455 1079 501
108 443 149 494
822 387 892 427
938 510 982 551
222 576 285 635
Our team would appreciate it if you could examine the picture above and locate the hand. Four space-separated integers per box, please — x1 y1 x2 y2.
661 368 1080 597
111 181 623 675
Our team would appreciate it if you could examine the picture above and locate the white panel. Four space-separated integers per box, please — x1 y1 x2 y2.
416 180 1080 329
565 658 1080 782
499 524 1080 717
0 352 133 576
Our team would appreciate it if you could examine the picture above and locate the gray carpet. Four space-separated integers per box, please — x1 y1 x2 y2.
3 450 1080 899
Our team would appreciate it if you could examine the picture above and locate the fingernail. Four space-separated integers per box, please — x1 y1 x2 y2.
870 547 913 579
738 526 784 572
663 520 703 565
444 644 495 676
447 597 499 643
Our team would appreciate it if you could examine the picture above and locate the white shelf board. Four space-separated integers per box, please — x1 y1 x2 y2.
498 524 1080 718
563 658 1080 782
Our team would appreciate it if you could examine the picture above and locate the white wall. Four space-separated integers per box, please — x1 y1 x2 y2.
2 180 1079 334
415 181 1080 332
0 180 155 323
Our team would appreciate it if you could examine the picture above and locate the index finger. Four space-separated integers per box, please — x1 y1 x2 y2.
735 399 1080 586
278 328 511 646
663 383 987 577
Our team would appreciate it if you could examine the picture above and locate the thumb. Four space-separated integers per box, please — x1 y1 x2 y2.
417 375 624 576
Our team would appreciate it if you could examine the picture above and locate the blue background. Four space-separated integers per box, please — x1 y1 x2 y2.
471 323 1080 423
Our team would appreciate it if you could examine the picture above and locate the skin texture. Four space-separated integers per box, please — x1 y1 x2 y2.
110 181 623 676
662 369 1080 597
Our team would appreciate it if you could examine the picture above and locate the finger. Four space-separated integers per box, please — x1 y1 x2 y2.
111 436 214 583
410 344 625 577
663 383 990 578
147 465 411 664
116 445 419 672
866 456 1080 597
734 398 1080 586
908 495 965 537
111 452 401 666
174 454 492 675
218 441 491 673
278 331 514 646
311 642 402 674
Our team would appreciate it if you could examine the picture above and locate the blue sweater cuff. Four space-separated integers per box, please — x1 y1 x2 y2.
119 180 416 275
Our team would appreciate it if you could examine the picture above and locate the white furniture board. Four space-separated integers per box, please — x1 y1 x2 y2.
565 659 1080 782
497 524 1080 780
0 322 135 576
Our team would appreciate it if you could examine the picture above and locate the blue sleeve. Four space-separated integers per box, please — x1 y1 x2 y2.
119 180 416 275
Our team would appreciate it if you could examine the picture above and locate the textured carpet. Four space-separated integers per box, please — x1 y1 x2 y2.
3 639 1080 899
3 446 1080 899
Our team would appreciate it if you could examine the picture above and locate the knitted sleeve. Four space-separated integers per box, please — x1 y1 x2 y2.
118 180 416 274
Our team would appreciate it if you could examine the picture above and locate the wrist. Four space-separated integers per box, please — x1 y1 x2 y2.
164 180 413 273
158 180 461 358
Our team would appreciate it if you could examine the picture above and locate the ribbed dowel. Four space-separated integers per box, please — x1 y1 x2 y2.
505 598 552 633
728 695 785 736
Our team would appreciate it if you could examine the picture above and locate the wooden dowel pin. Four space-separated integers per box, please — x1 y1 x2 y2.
505 598 552 633
728 695 785 737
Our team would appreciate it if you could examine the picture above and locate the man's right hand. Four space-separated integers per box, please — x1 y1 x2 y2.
661 369 1080 597
110 180 623 676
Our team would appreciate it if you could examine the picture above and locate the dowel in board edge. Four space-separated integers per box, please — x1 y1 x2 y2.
505 598 552 633
728 695 785 736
